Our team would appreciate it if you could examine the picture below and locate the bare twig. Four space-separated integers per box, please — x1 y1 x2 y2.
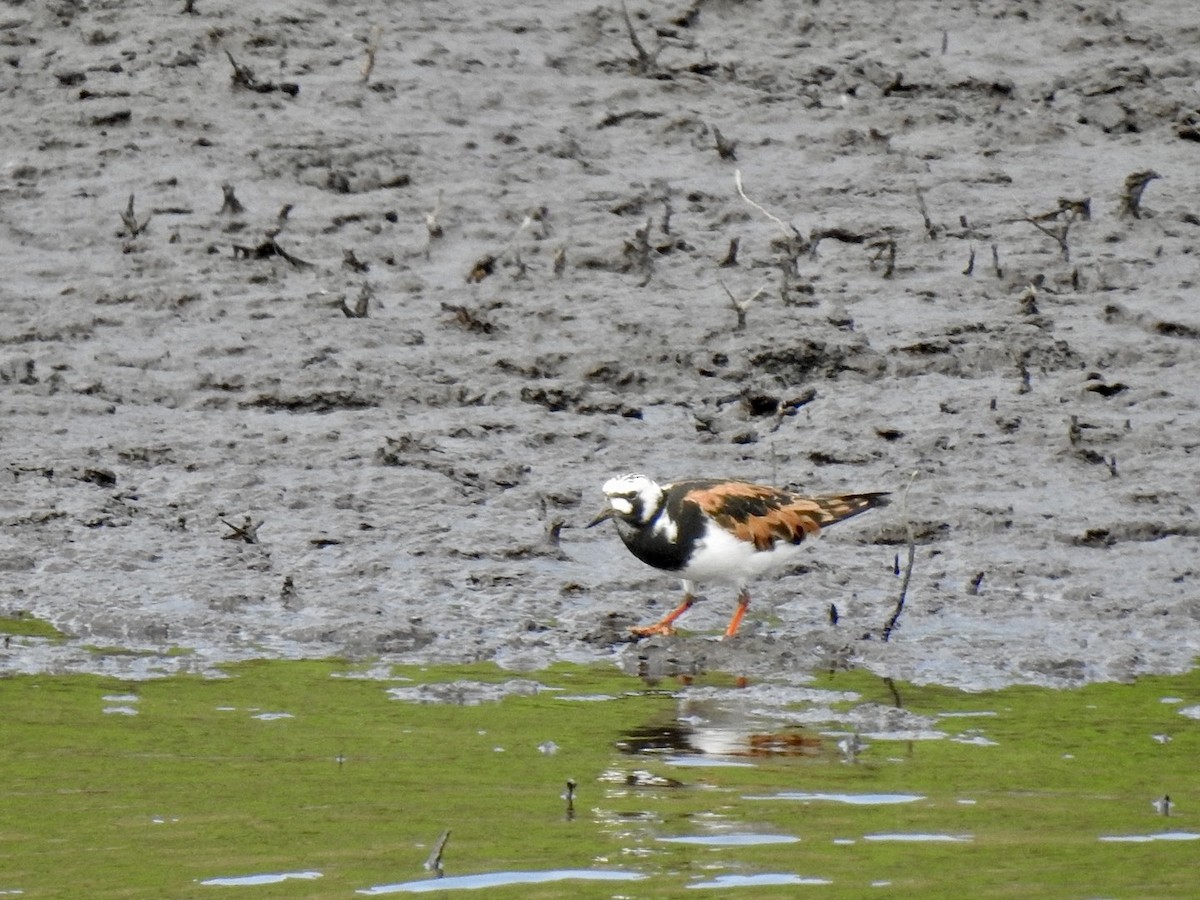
340 283 371 318
915 188 937 239
620 1 662 75
734 169 797 241
963 245 975 276
562 779 577 820
867 237 896 278
119 193 151 238
424 829 450 877
1119 170 1160 219
342 249 369 273
225 50 299 96
712 125 738 161
881 471 918 642
1021 198 1089 262
719 279 766 331
991 242 1002 279
360 25 382 84
220 515 263 544
719 236 739 267
622 217 654 286
231 231 313 268
219 183 245 215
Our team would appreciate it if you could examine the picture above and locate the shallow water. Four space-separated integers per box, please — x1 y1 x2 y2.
3 659 1199 898
357 869 646 894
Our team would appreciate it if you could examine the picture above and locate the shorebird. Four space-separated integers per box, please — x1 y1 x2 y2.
588 474 889 638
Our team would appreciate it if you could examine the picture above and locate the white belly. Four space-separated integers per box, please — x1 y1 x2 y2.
680 526 816 586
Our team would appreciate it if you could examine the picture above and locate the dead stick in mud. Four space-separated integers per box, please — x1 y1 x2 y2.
881 471 918 642
867 237 896 278
719 279 766 331
1119 170 1161 219
1021 207 1073 262
360 25 382 84
915 188 937 239
719 236 739 267
424 829 450 877
734 169 798 242
712 125 738 161
620 0 662 75
119 193 151 237
219 183 245 215
221 515 262 544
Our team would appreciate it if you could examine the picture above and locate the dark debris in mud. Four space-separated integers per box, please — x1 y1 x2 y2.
0 0 1198 688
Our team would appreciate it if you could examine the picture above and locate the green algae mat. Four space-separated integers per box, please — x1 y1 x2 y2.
2 659 1197 898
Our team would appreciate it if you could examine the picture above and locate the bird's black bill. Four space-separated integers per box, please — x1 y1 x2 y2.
586 507 615 528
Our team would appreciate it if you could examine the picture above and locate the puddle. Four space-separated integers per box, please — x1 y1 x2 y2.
658 834 800 846
103 692 139 716
950 735 998 746
864 833 973 843
356 869 646 894
743 791 924 805
555 694 618 702
687 873 832 888
199 870 321 886
664 756 755 768
1098 832 1200 843
387 680 543 705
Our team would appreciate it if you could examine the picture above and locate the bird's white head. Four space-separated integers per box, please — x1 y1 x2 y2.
588 473 664 528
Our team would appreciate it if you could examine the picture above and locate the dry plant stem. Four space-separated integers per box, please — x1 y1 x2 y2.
220 516 262 544
426 191 444 238
219 183 245 215
712 125 738 161
718 280 766 331
424 829 450 876
360 25 382 83
231 234 312 268
915 188 937 238
734 169 797 241
120 193 150 237
1120 170 1161 219
881 471 918 642
620 1 660 74
867 238 896 278
1022 210 1072 261
719 237 739 267
340 284 371 318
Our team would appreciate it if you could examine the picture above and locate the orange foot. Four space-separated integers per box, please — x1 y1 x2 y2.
630 594 694 639
630 621 677 638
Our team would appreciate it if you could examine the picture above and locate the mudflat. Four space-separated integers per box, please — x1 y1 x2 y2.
2 0 1198 688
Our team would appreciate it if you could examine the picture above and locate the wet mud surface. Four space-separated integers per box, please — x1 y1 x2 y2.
2 0 1198 688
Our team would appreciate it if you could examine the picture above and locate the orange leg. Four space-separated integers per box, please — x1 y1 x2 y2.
631 594 695 637
723 589 751 639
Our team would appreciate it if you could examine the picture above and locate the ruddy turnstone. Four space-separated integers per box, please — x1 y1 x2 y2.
588 474 889 638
